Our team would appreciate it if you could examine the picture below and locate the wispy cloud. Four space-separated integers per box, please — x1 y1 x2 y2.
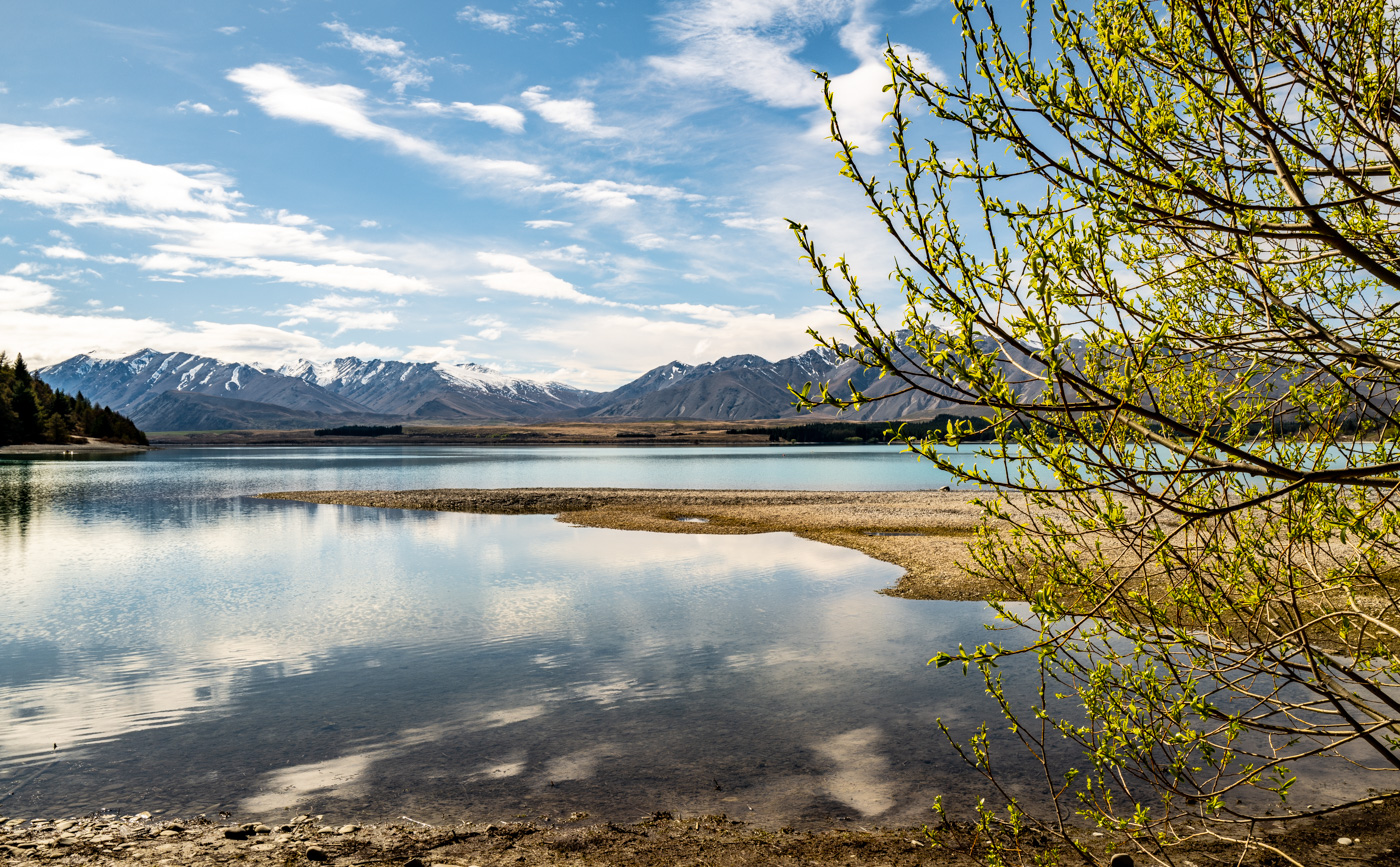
278 294 401 334
648 0 850 108
530 179 702 208
520 86 620 138
476 252 610 304
457 6 520 32
0 124 436 298
177 99 237 117
228 64 541 180
322 20 435 94
412 99 526 133
0 275 56 310
216 25 242 36
457 2 584 43
45 97 83 109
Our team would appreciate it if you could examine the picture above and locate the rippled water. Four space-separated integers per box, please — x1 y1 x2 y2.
0 446 1050 827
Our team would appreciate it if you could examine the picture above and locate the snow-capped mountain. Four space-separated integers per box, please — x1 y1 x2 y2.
35 339 1042 432
584 348 843 420
38 350 373 421
277 357 599 420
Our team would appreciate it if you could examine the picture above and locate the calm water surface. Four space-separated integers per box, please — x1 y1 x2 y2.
0 446 1047 826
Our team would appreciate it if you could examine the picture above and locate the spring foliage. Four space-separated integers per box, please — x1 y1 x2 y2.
795 0 1400 862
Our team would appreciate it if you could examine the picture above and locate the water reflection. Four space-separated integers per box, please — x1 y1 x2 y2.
0 448 1036 826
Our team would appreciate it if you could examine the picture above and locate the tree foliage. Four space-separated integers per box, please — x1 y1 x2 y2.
794 0 1400 862
0 353 147 446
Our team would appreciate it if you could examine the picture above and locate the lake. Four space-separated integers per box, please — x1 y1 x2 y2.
0 445 1047 827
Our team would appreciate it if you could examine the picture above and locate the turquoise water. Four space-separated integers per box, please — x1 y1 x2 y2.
0 446 1042 827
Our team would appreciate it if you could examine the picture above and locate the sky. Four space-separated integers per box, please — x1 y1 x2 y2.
0 0 960 388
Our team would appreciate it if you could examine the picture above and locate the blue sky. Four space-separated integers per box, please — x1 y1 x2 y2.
0 0 957 388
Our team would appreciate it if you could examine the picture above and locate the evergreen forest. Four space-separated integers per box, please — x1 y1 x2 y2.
0 353 147 446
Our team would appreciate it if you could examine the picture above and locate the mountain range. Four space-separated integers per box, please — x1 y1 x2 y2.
36 343 1044 432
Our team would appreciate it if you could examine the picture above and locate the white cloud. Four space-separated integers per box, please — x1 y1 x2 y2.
0 124 243 217
520 304 847 387
360 219 380 228
0 275 55 310
475 252 609 304
278 294 400 334
41 245 88 259
650 0 931 147
457 6 519 32
628 233 669 250
648 0 850 108
531 179 703 208
413 100 527 134
323 21 435 94
46 97 83 109
722 214 786 233
0 82 9 94
216 26 242 35
151 256 434 295
520 86 621 138
0 310 401 368
228 64 541 180
0 124 437 297
177 100 238 117
322 20 405 56
524 219 571 229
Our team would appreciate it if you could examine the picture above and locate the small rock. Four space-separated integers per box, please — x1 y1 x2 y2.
159 830 179 837
254 824 273 834
134 812 152 821
305 845 329 861
91 835 115 844
292 815 311 825
251 843 275 852
278 824 294 833
337 824 358 834
223 828 250 841
405 858 425 867
318 826 335 834
54 822 75 832
165 823 185 832
1338 837 1354 846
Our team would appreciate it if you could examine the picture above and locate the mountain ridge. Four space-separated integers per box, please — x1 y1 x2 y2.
37 342 1034 431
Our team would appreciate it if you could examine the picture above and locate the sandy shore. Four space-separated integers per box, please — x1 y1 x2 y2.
258 488 994 601
0 440 149 455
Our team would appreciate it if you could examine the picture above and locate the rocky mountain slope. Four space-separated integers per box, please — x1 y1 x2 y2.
279 357 598 421
37 339 1047 431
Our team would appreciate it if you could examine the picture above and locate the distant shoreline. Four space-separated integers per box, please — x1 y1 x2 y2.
258 487 991 601
147 419 949 447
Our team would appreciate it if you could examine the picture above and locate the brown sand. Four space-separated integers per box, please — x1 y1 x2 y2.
0 440 148 455
258 488 994 601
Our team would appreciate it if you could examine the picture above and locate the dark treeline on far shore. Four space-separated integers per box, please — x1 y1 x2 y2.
312 424 404 437
739 417 998 444
0 353 147 447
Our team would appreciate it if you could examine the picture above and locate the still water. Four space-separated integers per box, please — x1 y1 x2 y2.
0 446 1040 826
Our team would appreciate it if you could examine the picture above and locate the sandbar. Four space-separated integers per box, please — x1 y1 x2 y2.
258 488 993 601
